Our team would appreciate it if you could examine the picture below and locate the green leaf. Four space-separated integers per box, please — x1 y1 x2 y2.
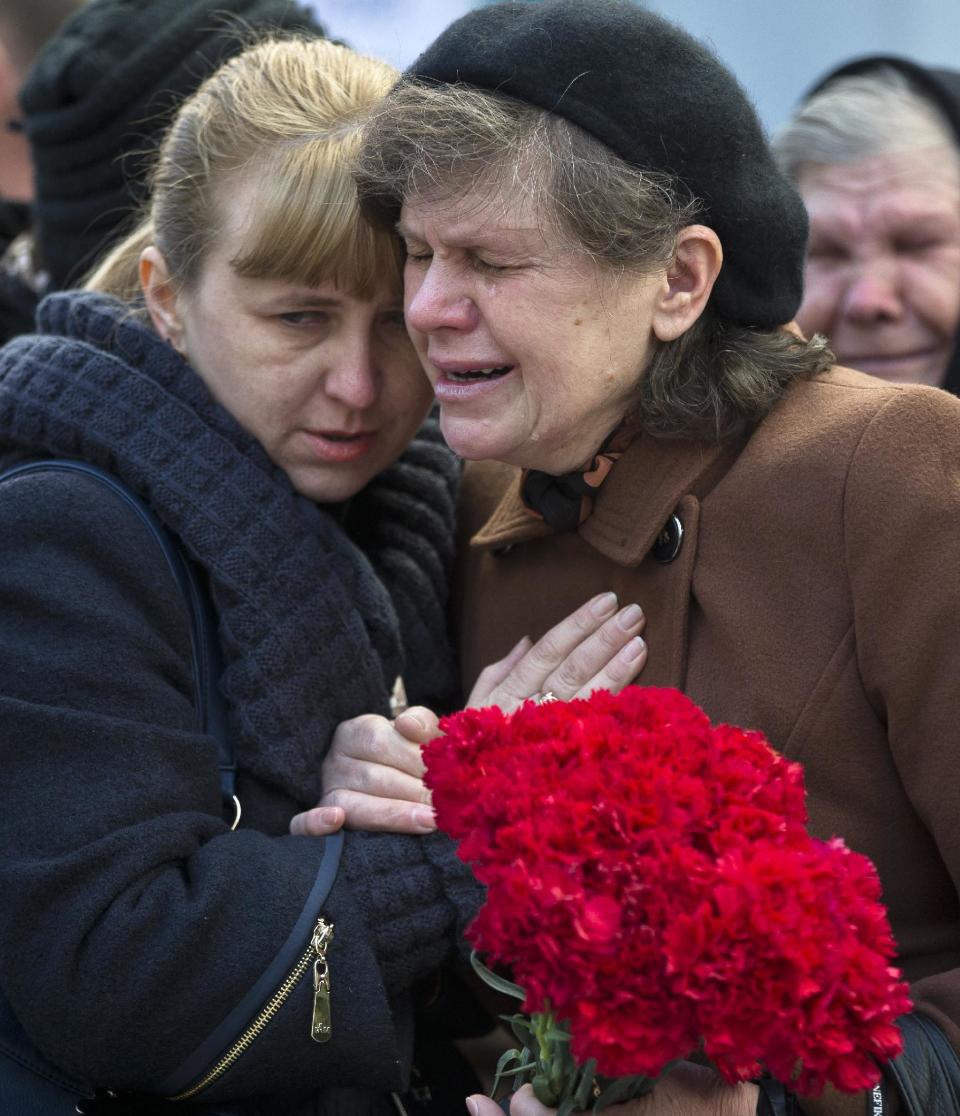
573 1058 598 1111
544 1026 572 1043
500 1015 538 1060
492 1048 521 1077
549 1060 565 1096
504 1015 533 1040
593 1074 654 1112
495 1064 540 1080
470 951 526 1001
533 1073 560 1108
490 1047 522 1097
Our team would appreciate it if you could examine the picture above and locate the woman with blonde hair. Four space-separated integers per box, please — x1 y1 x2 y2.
0 33 647 1116
294 2 960 1114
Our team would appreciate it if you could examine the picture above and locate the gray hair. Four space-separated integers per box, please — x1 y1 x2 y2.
774 66 959 181
358 80 696 276
358 80 832 441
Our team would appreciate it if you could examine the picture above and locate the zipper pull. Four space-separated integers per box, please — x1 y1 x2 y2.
310 917 334 1043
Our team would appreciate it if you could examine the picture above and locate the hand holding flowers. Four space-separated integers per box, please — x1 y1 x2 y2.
467 1072 758 1116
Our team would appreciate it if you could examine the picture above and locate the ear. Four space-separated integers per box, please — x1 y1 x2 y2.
140 246 186 353
652 225 723 342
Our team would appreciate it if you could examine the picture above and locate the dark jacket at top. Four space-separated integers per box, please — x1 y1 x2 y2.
0 297 481 1113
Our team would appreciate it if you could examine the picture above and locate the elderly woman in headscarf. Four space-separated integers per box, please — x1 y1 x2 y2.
298 2 960 1115
774 55 960 393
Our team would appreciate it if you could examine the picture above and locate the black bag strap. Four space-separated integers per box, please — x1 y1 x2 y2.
0 459 238 823
886 1012 960 1116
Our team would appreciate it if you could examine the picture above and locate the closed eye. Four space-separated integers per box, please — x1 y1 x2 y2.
278 310 330 327
807 240 848 262
403 244 433 265
472 256 510 275
894 236 943 255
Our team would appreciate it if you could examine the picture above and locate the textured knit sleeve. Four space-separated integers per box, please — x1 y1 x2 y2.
340 831 483 998
0 469 471 1104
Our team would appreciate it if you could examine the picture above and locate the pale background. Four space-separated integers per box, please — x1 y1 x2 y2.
306 0 960 136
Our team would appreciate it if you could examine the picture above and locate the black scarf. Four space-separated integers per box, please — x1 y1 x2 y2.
0 291 460 803
520 421 637 533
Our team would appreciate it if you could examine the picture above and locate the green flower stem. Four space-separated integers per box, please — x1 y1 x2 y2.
530 1008 573 1107
532 1011 556 1074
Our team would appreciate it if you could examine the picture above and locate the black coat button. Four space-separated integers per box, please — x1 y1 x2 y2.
652 513 683 563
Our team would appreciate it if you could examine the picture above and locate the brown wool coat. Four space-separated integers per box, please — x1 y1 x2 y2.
455 366 960 1116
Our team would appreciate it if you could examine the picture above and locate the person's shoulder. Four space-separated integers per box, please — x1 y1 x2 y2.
787 367 960 512
0 463 197 718
1 463 148 541
0 463 188 619
805 363 960 410
779 363 960 438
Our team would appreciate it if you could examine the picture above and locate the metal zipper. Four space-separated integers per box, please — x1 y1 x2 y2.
167 916 334 1101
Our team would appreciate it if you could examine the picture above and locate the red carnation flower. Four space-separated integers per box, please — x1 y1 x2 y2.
423 687 910 1109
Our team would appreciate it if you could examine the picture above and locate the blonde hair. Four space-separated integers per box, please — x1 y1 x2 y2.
87 36 403 302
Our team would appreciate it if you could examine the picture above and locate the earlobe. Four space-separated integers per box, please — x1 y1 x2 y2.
140 246 185 352
652 225 723 342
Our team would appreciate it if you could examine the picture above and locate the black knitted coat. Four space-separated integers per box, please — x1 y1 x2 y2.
0 292 483 1114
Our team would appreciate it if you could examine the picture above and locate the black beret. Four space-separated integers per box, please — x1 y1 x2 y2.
409 0 808 330
19 0 326 289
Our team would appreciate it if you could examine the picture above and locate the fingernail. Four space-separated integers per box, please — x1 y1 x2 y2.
591 591 618 618
620 635 646 662
466 1099 480 1116
317 807 342 825
413 806 436 830
399 709 427 733
617 603 644 630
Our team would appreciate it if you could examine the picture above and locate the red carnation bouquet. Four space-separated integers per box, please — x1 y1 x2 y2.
423 687 910 1113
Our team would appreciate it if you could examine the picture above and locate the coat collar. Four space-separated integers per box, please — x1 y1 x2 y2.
471 434 735 565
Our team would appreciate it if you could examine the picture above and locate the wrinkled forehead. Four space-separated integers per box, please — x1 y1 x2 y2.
398 170 562 245
798 145 960 207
